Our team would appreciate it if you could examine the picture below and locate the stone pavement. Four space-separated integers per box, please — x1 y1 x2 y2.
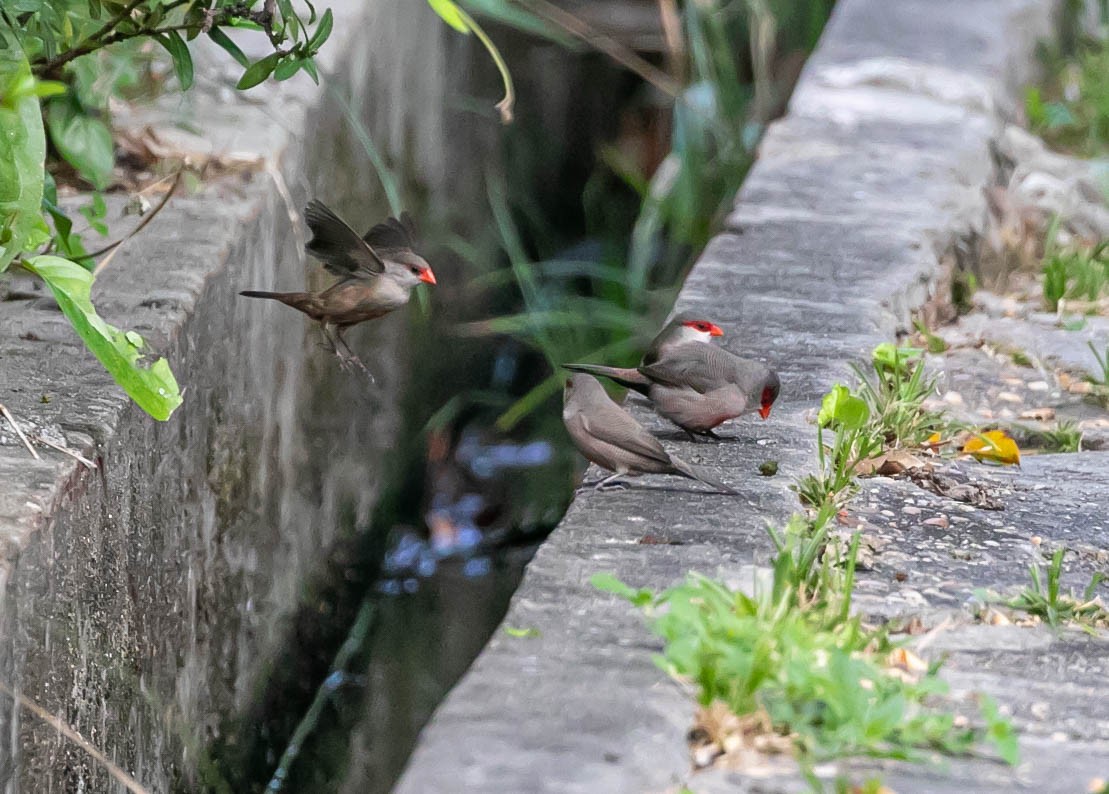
395 1 1109 792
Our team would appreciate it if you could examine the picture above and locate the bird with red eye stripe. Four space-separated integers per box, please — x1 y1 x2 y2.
563 311 780 441
240 200 435 373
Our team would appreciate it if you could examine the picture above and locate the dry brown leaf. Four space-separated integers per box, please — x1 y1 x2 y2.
855 449 927 476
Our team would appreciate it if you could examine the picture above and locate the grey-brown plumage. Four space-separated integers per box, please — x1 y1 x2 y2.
564 315 780 439
563 312 724 393
240 200 435 371
562 374 736 494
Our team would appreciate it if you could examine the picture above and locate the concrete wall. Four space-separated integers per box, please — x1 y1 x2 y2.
0 1 466 789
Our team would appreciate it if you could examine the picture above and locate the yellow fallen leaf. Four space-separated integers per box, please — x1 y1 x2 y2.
926 432 943 445
887 647 928 674
962 430 1021 466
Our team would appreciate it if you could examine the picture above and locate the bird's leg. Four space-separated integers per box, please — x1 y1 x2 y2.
595 473 628 491
335 327 374 380
684 429 707 443
701 429 736 441
320 323 354 371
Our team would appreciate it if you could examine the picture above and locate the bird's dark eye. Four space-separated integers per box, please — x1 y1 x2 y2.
411 266 420 274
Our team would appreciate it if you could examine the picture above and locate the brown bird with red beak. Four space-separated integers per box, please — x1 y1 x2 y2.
564 313 780 440
563 374 736 493
240 200 436 371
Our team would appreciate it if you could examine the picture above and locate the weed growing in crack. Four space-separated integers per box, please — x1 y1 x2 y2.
1041 236 1109 312
851 344 945 449
1088 341 1109 386
990 547 1109 632
793 384 880 509
1033 420 1084 453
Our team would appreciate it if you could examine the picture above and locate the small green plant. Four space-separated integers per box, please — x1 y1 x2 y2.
851 344 945 449
989 547 1108 632
793 384 880 508
1035 420 1083 453
1026 28 1109 158
1088 340 1109 385
1041 236 1109 311
593 509 1018 770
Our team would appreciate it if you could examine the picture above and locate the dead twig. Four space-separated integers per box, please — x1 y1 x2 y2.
90 169 184 276
0 404 40 460
29 434 97 469
0 680 152 794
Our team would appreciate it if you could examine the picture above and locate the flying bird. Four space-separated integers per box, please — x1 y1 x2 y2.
562 374 736 494
240 200 435 371
564 314 780 440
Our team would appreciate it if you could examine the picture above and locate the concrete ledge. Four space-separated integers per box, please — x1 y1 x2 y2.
393 2 1094 793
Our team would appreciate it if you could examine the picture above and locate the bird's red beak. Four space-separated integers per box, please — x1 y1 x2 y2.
419 268 437 285
759 405 772 420
708 324 724 337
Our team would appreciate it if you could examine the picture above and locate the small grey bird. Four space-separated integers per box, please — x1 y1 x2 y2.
565 315 779 440
240 200 435 371
562 374 737 494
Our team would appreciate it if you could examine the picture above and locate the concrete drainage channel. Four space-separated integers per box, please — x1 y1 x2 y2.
1 1 1107 793
396 1 1109 793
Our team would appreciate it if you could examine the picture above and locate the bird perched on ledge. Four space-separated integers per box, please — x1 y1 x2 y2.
562 374 736 494
564 313 779 440
240 200 436 372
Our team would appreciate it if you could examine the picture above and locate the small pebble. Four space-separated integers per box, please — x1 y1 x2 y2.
923 516 949 528
903 506 921 515
997 391 1023 403
942 391 965 406
1028 380 1049 392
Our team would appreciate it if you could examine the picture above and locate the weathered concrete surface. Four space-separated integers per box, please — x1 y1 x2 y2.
393 1 1109 793
0 1 475 789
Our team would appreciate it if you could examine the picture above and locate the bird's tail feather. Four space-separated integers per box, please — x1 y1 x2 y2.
562 363 651 395
239 290 313 310
670 456 737 495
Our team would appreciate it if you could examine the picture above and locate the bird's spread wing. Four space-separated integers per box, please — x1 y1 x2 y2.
578 410 671 466
363 211 418 254
305 200 385 278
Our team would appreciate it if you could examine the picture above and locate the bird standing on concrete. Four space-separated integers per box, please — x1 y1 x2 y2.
562 374 736 494
240 200 436 371
565 314 779 440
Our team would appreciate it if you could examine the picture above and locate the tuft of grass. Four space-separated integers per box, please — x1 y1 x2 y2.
1041 237 1109 312
1088 340 1109 385
851 344 945 449
993 547 1108 632
594 507 1017 769
1036 420 1083 453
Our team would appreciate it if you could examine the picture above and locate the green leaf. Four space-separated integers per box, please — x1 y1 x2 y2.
207 27 250 68
45 95 114 190
156 30 194 90
590 572 653 607
300 56 319 84
273 56 302 81
978 694 1020 765
817 384 869 430
427 0 470 33
22 255 183 421
236 52 281 90
0 49 47 271
307 8 333 52
503 626 540 638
